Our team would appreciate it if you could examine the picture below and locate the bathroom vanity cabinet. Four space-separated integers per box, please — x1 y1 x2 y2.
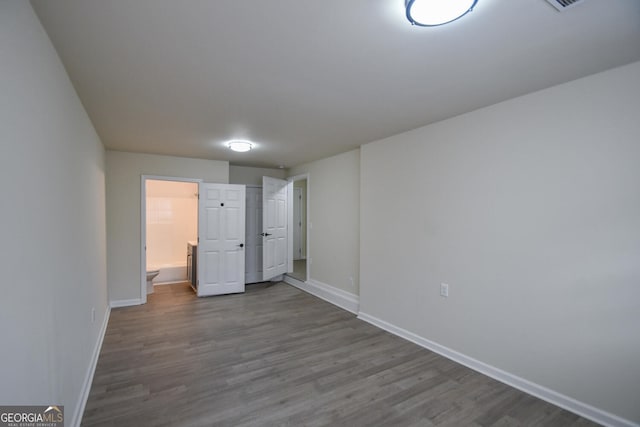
187 241 197 292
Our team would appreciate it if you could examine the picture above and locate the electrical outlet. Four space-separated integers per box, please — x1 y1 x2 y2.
91 307 96 323
440 283 449 298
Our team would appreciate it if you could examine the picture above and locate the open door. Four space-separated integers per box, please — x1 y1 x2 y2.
198 183 246 296
262 177 289 280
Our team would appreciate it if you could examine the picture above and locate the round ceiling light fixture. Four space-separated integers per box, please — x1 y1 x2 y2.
226 140 254 152
405 0 478 27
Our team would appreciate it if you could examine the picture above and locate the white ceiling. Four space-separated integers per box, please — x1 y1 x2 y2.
31 0 640 168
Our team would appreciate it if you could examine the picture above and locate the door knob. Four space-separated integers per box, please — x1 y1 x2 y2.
260 232 272 237
238 243 244 248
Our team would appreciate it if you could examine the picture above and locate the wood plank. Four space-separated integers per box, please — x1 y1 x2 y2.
81 282 600 426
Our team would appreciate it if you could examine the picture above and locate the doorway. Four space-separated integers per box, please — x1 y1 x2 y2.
230 175 309 285
140 176 201 303
288 175 308 282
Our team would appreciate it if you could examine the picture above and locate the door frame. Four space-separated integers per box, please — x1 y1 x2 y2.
292 186 303 260
140 175 202 304
287 173 310 282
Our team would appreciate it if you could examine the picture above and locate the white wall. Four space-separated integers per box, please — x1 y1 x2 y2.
229 165 287 185
289 150 360 295
146 180 198 269
360 61 640 423
106 151 228 302
0 2 108 424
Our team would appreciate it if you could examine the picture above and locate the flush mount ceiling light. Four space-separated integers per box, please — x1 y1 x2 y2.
405 0 478 27
226 140 254 152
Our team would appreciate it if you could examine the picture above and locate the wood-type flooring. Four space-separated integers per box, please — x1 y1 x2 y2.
82 282 599 427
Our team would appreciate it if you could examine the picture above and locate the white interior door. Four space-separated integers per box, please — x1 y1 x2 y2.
245 187 263 284
198 183 246 296
293 187 302 260
262 177 289 280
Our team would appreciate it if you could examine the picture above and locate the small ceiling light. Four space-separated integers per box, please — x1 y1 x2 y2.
227 140 254 152
405 0 478 27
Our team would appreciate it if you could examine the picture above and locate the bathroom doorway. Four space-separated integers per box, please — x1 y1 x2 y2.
141 176 201 302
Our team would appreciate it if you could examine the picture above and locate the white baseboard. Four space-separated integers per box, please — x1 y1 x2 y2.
284 275 359 314
109 298 142 308
70 306 111 427
357 312 637 427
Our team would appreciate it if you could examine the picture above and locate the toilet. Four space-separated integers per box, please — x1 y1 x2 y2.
146 269 160 294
